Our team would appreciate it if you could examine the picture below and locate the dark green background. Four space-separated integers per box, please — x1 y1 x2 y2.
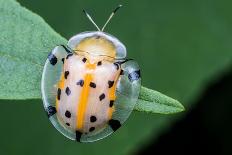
1 0 232 154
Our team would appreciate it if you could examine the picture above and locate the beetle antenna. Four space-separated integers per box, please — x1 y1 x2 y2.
83 9 101 31
101 4 122 31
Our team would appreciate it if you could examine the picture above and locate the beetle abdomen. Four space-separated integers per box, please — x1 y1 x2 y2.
56 54 120 135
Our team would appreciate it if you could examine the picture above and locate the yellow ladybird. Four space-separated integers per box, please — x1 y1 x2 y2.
41 5 141 142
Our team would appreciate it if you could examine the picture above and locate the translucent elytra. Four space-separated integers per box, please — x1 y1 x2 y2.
41 31 141 142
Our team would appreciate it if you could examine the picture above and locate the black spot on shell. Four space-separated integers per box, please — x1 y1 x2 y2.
128 70 141 82
90 116 97 122
108 80 114 88
64 71 69 79
76 131 82 142
89 127 95 132
66 123 70 126
65 110 71 118
47 106 56 118
82 57 87 63
57 88 61 100
89 82 96 88
99 93 105 101
61 58 65 64
76 80 84 87
120 70 124 75
48 52 57 65
108 119 121 131
97 61 102 66
65 87 71 96
109 100 114 107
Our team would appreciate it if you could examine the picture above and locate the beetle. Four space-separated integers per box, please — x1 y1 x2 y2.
41 5 141 142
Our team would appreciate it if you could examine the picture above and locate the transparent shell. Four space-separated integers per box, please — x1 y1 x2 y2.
41 45 141 142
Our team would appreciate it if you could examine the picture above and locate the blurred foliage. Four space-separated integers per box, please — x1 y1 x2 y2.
0 0 232 154
138 70 232 154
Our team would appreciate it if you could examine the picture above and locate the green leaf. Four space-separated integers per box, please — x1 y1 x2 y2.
0 0 66 99
135 86 184 114
0 0 184 115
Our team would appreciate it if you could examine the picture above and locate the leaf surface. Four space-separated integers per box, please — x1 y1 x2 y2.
0 0 66 99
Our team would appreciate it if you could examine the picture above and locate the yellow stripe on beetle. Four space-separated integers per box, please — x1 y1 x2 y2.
76 73 93 130
76 63 97 131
